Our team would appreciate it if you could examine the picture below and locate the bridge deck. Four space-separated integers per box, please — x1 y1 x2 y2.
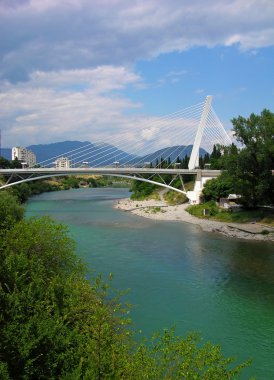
0 167 221 177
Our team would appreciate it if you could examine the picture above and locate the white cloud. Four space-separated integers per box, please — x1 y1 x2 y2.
0 66 207 153
28 66 141 92
1 0 274 80
0 66 143 146
141 126 158 141
195 89 205 94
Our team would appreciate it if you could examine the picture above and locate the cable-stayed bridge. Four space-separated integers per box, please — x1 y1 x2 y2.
0 96 232 203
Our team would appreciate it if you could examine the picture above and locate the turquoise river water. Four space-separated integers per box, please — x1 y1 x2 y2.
26 188 274 379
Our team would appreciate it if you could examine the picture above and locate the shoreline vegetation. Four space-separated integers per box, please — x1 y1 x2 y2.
1 169 273 242
0 174 130 202
115 197 274 242
3 172 273 242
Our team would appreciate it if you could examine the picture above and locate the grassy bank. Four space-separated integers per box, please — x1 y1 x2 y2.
187 201 274 227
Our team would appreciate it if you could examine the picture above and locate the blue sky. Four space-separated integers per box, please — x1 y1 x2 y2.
0 0 273 148
135 46 274 120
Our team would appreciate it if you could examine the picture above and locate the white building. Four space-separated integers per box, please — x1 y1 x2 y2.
12 146 36 167
55 157 71 168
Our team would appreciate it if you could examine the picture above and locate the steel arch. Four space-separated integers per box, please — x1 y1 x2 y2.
0 172 187 195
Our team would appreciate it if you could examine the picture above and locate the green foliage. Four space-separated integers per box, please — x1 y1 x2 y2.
0 218 78 378
11 157 23 168
0 361 11 380
187 201 274 225
199 152 211 169
0 157 12 169
8 180 60 203
128 329 250 379
28 180 60 195
164 190 188 205
130 180 157 200
130 174 192 202
0 215 130 379
175 154 190 169
0 191 24 232
212 208 274 224
204 110 274 207
225 110 273 206
87 176 98 187
0 157 22 169
0 193 251 379
202 173 235 201
10 183 33 203
187 201 219 218
209 144 223 169
61 176 80 189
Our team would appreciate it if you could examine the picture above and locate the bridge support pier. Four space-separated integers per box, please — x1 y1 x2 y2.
186 170 202 204
186 170 216 204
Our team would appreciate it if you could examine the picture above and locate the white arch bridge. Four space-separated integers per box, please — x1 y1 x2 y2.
0 96 230 203
0 167 221 203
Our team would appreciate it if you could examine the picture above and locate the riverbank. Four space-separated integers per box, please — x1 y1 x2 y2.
115 198 274 241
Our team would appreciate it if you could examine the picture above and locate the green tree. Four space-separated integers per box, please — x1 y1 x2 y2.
205 111 274 206
0 216 130 379
127 329 250 379
61 176 80 189
0 157 11 169
209 144 222 169
200 152 210 169
202 173 235 202
0 191 24 232
181 154 190 169
130 180 157 200
0 217 79 378
228 109 274 206
0 156 22 169
10 157 22 169
11 183 32 203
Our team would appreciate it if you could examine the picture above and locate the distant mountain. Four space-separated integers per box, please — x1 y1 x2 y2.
27 141 92 163
138 145 208 165
1 148 11 160
27 140 138 166
2 141 208 167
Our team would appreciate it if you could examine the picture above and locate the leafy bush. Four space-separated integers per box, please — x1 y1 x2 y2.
164 190 188 205
0 191 24 232
202 174 235 202
130 180 157 200
187 201 219 218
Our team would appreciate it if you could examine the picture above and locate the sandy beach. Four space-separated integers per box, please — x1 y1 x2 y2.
115 198 274 241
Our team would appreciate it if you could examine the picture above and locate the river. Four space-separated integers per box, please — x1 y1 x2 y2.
26 188 274 379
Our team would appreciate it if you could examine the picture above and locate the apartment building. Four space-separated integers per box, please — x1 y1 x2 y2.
54 157 71 168
12 146 36 167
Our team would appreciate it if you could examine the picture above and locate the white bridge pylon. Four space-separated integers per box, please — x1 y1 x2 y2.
188 95 212 170
0 96 231 202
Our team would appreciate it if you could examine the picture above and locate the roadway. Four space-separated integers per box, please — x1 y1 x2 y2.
0 167 221 177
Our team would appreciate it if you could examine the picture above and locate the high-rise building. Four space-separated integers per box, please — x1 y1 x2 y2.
12 146 36 167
